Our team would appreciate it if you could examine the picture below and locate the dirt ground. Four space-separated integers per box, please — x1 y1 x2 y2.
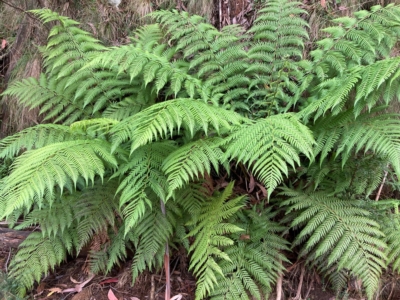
2 252 400 300
0 254 334 300
20 258 196 300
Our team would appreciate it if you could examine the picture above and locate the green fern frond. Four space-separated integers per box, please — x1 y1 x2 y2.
335 113 400 174
73 180 120 251
1 139 117 218
129 198 176 282
30 9 79 27
151 10 220 56
311 4 400 79
111 99 244 153
15 195 75 237
174 183 208 217
3 10 112 123
163 137 227 196
370 200 400 274
249 0 308 57
113 141 176 234
245 0 310 116
224 114 314 196
70 118 119 139
1 74 92 124
299 70 361 120
282 190 387 299
306 155 386 197
102 93 155 121
312 108 400 189
30 9 105 76
187 182 245 300
85 24 203 100
151 10 250 109
312 109 400 178
0 124 85 159
88 223 132 274
29 10 131 121
318 264 349 296
384 216 400 273
8 231 73 296
210 207 288 300
354 57 400 114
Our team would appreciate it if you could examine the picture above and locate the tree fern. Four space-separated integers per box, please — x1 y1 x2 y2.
3 3 400 299
281 189 387 299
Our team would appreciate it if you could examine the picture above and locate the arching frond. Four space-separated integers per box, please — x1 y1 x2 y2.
86 24 203 100
111 99 244 153
151 10 250 110
113 141 177 234
1 140 117 218
163 137 226 196
1 74 93 124
311 109 400 178
282 190 387 299
224 114 314 196
0 124 84 159
8 231 73 296
73 180 120 251
70 118 119 140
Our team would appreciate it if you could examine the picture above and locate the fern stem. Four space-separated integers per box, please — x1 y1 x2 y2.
276 265 283 300
375 164 389 201
160 199 171 300
150 275 156 300
276 258 284 300
293 264 305 300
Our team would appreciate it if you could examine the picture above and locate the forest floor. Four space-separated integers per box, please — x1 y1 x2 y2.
0 252 375 300
1 226 398 300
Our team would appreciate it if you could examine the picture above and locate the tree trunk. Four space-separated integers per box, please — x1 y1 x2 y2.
0 227 31 250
